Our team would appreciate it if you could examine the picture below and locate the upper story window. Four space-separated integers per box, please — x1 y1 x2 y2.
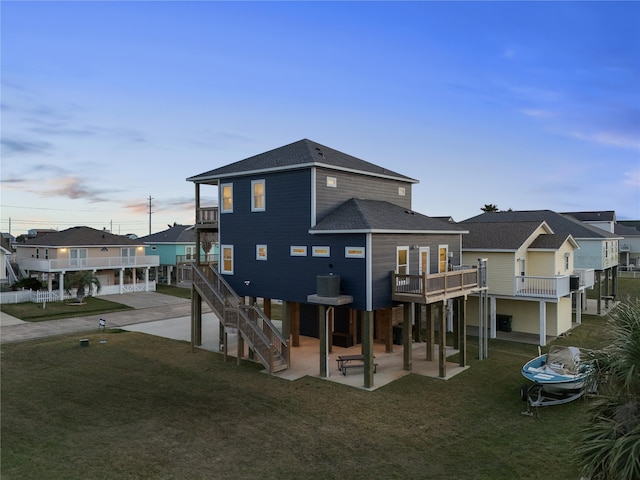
256 244 267 260
251 180 265 212
221 183 233 213
398 186 406 196
326 176 337 188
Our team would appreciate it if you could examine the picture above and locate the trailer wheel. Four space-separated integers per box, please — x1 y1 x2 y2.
521 385 530 402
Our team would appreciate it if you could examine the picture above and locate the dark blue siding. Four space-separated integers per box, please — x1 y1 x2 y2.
220 170 368 307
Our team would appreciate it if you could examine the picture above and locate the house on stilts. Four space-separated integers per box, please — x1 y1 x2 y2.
187 139 483 388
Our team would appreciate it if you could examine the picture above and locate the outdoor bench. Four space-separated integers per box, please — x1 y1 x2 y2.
336 354 378 375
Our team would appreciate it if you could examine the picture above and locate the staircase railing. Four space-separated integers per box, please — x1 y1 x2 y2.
192 264 289 373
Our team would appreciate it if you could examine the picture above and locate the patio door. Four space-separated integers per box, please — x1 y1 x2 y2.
438 245 448 273
69 248 87 268
419 247 430 275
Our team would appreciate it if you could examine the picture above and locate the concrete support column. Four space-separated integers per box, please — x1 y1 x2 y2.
539 300 547 346
59 272 65 300
119 268 124 293
403 302 412 371
363 310 375 388
575 291 582 325
425 303 434 361
458 296 467 367
489 296 497 339
438 301 447 378
144 267 150 291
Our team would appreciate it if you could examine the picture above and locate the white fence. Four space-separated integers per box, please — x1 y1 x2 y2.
0 281 156 305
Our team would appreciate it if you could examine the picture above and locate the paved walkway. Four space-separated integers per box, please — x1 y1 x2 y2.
0 292 195 344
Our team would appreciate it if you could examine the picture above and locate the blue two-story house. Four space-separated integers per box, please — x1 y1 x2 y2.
187 139 480 387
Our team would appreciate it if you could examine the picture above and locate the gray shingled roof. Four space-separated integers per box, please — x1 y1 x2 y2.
187 139 418 184
310 198 467 234
138 224 195 243
462 210 620 239
529 233 575 249
562 210 616 222
615 223 640 236
461 221 546 250
22 226 142 247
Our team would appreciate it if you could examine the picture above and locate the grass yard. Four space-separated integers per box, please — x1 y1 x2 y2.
1 315 614 480
0 296 133 322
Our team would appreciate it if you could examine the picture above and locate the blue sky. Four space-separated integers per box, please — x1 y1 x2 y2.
2 1 639 237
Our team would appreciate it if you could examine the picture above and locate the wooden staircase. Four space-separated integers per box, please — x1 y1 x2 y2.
192 264 290 373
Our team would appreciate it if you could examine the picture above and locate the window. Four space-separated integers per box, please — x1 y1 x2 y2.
221 183 233 213
70 248 88 268
312 246 330 257
221 245 234 274
121 247 136 266
35 248 40 259
564 253 570 271
256 244 267 261
185 246 196 261
398 186 406 196
326 176 337 188
251 180 265 211
396 247 409 274
345 247 365 258
290 246 307 256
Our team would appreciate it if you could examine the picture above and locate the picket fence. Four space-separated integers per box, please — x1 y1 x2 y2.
0 281 156 305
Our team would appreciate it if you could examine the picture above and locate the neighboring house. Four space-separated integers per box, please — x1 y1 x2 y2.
0 245 10 286
139 223 219 285
187 139 480 386
563 211 639 269
616 222 640 269
460 219 583 346
463 210 621 318
15 226 160 298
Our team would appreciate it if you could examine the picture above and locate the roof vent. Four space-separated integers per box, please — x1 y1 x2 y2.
405 210 415 215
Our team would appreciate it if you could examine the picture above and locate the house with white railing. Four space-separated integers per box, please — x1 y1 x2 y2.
14 226 160 300
460 217 592 346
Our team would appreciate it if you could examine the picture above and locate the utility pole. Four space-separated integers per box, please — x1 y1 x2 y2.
148 196 154 235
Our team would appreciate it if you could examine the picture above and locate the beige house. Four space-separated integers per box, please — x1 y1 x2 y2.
15 226 159 298
460 219 588 346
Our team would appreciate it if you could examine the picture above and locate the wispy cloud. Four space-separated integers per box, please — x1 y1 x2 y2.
1 138 53 156
570 130 640 150
36 176 110 203
519 109 556 119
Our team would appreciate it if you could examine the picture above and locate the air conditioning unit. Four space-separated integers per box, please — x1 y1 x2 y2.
317 275 340 297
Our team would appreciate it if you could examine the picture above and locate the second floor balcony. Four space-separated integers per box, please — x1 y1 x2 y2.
176 253 219 264
392 268 480 304
18 255 160 273
514 275 570 299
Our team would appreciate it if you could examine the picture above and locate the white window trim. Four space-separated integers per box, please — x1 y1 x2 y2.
221 183 233 213
256 244 267 261
396 246 409 274
345 247 365 258
290 246 307 256
326 176 337 188
220 245 234 274
312 246 331 257
398 186 406 196
251 179 266 212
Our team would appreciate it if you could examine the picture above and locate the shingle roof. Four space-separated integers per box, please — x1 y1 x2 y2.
529 233 575 249
615 223 640 236
310 198 467 234
562 210 616 222
187 139 418 184
460 221 546 250
138 224 195 243
21 226 142 247
462 210 620 239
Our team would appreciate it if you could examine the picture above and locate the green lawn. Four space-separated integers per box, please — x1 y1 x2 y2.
1 314 615 480
0 296 133 322
2 278 637 479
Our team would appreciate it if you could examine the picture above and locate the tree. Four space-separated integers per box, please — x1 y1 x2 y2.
200 232 217 258
576 300 640 480
481 204 499 212
65 271 101 302
11 277 43 291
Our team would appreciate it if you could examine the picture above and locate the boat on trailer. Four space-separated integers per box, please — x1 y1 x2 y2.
521 345 593 410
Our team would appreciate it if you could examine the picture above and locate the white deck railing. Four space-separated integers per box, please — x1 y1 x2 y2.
514 275 571 299
17 255 160 272
573 268 595 288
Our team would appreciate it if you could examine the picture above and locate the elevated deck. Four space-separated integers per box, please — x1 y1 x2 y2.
391 268 479 304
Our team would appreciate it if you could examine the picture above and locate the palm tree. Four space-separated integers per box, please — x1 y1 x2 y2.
65 271 101 303
576 300 640 480
481 204 499 212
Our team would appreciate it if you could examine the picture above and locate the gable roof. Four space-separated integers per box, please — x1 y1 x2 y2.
139 224 195 244
462 210 621 240
20 226 142 247
461 221 550 250
187 139 418 184
310 198 467 234
529 233 579 250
